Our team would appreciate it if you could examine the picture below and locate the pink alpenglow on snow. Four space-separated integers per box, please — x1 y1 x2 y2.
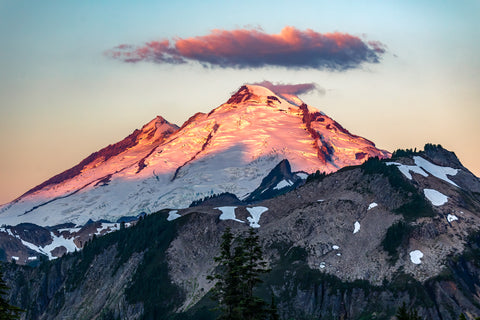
107 26 386 70
0 84 390 227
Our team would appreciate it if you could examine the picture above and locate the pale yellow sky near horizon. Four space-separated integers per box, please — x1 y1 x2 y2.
1 61 478 205
0 0 479 205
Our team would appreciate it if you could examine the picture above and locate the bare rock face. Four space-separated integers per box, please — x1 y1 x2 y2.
11 223 52 246
422 144 480 193
245 159 305 203
3 146 480 320
4 245 144 320
164 147 480 318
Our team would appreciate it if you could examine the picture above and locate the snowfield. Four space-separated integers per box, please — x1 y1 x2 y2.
216 206 269 228
367 202 377 210
413 156 458 187
424 189 448 206
387 156 458 186
295 172 308 179
0 222 126 260
167 210 181 221
273 179 293 190
216 207 244 223
0 84 389 227
386 162 428 180
246 206 268 228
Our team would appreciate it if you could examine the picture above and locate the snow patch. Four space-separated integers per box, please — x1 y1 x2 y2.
410 250 423 264
28 256 37 260
386 162 428 180
167 210 181 221
353 221 361 234
296 172 308 180
57 227 81 233
387 157 458 187
42 232 78 259
246 206 268 228
11 256 19 261
332 245 339 250
94 223 120 236
413 156 458 187
216 206 244 223
424 189 448 206
447 214 458 223
319 262 326 269
367 202 377 210
273 179 293 190
317 199 324 202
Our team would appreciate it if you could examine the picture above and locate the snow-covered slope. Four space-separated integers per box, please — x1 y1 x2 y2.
0 84 390 226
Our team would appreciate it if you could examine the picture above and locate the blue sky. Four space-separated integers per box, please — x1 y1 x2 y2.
0 0 479 203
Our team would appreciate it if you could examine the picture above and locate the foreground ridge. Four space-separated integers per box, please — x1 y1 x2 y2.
3 145 480 319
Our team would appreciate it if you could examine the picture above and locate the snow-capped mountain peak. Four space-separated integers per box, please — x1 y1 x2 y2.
0 84 390 227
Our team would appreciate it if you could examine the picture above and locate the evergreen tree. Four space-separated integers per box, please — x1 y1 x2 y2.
208 227 277 320
0 265 22 319
238 228 270 320
396 302 410 320
396 303 422 320
268 293 280 320
207 227 243 319
409 308 421 320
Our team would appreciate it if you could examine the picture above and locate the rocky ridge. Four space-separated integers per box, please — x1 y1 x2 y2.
4 145 479 320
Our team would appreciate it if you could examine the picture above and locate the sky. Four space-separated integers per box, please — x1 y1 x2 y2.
0 0 479 204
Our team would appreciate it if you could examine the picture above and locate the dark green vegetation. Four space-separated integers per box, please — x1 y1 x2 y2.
122 214 181 319
392 148 420 159
382 221 413 262
395 302 421 320
306 170 327 183
360 157 435 221
391 143 443 159
207 227 278 320
0 265 22 319
3 144 480 319
189 192 242 207
4 210 186 320
4 206 480 320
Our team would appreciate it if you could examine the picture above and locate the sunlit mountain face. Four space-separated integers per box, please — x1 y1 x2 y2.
0 84 389 227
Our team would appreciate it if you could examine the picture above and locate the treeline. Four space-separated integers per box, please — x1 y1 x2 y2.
392 143 443 159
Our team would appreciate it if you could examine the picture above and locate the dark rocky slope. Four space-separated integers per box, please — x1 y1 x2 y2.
3 145 480 320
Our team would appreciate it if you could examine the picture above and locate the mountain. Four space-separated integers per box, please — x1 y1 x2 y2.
3 144 480 320
0 84 389 228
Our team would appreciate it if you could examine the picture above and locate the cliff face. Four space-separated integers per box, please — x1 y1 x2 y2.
4 246 144 320
4 146 480 320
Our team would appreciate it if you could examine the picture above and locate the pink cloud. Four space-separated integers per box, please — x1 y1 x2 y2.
106 26 386 70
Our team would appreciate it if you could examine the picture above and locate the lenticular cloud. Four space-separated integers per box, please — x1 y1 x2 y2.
251 81 324 96
107 26 386 71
